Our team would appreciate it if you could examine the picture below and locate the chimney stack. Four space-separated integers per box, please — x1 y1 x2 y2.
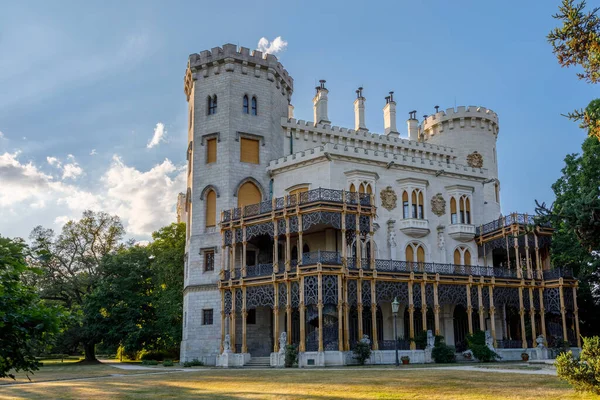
354 87 367 131
383 91 399 137
407 110 419 141
313 80 330 125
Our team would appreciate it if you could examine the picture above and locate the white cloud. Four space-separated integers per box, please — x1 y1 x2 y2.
0 131 4 139
90 149 97 156
47 156 61 167
0 151 185 239
257 36 288 55
147 122 166 149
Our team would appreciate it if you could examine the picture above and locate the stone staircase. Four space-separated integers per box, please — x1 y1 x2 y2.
244 356 271 368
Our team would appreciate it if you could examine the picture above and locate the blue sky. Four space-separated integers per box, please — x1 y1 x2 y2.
0 0 594 240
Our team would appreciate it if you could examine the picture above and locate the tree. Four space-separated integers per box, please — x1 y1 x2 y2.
0 236 62 379
548 0 600 139
556 336 600 394
29 210 125 361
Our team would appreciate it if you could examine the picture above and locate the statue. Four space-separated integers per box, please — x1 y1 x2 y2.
360 334 371 346
278 332 287 354
536 335 546 348
426 330 434 349
387 220 397 260
223 334 231 352
485 330 495 351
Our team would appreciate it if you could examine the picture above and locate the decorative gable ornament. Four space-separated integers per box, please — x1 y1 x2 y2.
467 151 483 168
431 193 446 217
380 186 397 211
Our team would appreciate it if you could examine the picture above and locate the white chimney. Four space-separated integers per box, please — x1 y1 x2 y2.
288 102 294 119
383 91 398 137
407 110 419 141
354 87 367 131
313 80 330 125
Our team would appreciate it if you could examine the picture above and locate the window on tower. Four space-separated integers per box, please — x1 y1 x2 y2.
251 96 257 115
243 95 249 114
208 95 217 115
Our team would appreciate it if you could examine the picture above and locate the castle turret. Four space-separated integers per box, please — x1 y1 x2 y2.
313 80 330 125
354 87 367 132
421 105 500 221
407 110 419 141
383 92 398 137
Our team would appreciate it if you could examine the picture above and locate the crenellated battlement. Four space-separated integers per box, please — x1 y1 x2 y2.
421 106 499 137
184 43 294 100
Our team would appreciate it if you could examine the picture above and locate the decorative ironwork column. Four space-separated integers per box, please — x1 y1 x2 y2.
231 229 237 272
357 279 364 340
514 235 522 279
242 286 248 353
231 288 237 353
338 275 344 351
299 277 306 352
518 285 527 349
298 215 303 266
371 279 378 350
489 283 497 347
273 222 279 273
220 290 225 353
421 280 427 333
273 283 279 352
285 216 291 272
433 281 440 335
355 214 361 269
343 279 350 351
408 277 415 350
466 280 474 334
559 278 568 342
242 227 247 277
318 273 324 352
528 286 537 347
534 234 542 280
573 285 581 347
524 232 532 279
538 286 547 344
478 280 485 331
286 281 292 345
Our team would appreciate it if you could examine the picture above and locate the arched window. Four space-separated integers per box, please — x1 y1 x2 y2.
243 95 249 114
405 242 426 265
251 96 257 115
359 184 365 194
402 191 409 218
350 183 356 193
208 95 217 115
303 243 310 254
406 189 424 219
453 246 472 266
450 197 457 224
366 184 372 195
291 245 298 262
457 195 471 224
205 190 216 227
237 181 261 208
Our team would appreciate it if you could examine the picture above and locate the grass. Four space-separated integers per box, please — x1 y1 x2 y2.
0 364 596 400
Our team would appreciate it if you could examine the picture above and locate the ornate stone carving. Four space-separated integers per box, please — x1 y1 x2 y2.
467 151 484 168
223 334 231 352
380 186 397 211
279 332 287 353
431 193 446 217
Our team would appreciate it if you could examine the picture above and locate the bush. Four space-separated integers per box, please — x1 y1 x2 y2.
182 359 204 368
549 336 571 358
141 360 159 366
284 345 298 368
353 341 372 365
139 350 177 362
556 336 600 395
432 337 456 363
466 331 498 362
162 360 174 367
413 331 428 350
117 346 138 361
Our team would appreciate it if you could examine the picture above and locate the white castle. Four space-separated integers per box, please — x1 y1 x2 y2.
180 43 579 367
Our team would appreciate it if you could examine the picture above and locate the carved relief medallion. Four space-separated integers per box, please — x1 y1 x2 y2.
467 151 484 168
431 193 446 217
380 186 397 211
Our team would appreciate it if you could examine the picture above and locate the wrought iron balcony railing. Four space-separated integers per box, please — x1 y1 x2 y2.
220 252 575 281
222 188 372 222
476 213 552 236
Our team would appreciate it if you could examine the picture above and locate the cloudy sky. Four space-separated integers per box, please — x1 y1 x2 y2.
0 1 594 241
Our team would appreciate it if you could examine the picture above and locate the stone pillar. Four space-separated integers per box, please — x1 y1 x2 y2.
434 281 441 335
299 277 306 352
408 278 415 349
466 281 474 334
242 287 248 354
573 285 581 348
371 279 378 350
354 88 367 131
528 286 537 347
518 285 527 349
318 274 324 352
559 279 568 343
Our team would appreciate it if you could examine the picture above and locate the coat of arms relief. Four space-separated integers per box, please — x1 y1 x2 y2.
467 151 484 168
380 186 397 211
430 193 446 217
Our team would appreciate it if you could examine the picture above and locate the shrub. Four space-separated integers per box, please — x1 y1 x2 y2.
431 337 456 363
141 360 159 366
162 360 174 367
139 350 177 362
466 331 498 362
412 331 428 350
182 359 204 368
549 336 571 358
284 345 298 368
117 346 138 361
556 336 600 395
353 341 372 365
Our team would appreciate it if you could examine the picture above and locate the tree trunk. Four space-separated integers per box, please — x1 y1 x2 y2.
84 342 97 362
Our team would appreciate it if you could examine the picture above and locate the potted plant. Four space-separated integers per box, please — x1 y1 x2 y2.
521 352 529 362
401 356 410 365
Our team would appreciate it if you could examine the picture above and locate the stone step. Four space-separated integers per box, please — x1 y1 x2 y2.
245 357 272 368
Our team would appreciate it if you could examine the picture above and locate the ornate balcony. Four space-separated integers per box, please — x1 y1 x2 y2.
447 223 476 242
398 218 430 238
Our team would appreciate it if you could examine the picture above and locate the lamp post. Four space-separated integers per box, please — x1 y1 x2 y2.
392 297 400 367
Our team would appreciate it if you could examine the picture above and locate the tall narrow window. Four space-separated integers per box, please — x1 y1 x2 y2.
465 197 471 224
208 95 217 115
350 184 356 193
405 242 426 265
464 249 471 266
454 249 461 265
206 138 217 164
402 191 409 219
405 245 414 264
240 138 260 164
359 184 365 194
237 181 261 207
454 246 472 265
366 184 372 195
450 197 457 224
411 191 417 218
205 190 216 227
204 250 215 272
251 96 257 115
418 191 424 219
202 309 213 325
417 246 425 263
243 95 249 114
459 197 465 224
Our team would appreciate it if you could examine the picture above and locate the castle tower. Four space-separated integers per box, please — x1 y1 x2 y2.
421 106 500 222
181 44 293 363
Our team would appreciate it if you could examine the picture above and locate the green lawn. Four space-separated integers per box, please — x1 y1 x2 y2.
0 365 595 400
